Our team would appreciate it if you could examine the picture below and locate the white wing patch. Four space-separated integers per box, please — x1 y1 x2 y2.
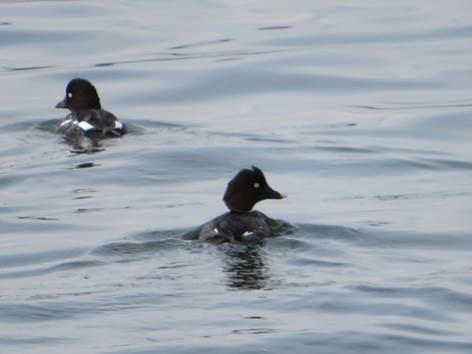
114 120 124 130
59 119 73 127
77 121 95 131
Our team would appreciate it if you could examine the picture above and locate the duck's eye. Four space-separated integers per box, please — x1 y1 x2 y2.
254 182 260 189
67 92 73 98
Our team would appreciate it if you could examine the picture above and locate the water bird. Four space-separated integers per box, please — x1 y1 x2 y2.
199 166 286 244
55 78 126 142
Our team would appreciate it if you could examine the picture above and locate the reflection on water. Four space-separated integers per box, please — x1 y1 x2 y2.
220 244 270 290
74 162 100 168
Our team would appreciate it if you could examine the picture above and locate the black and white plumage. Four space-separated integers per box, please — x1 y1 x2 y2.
199 166 286 244
55 78 126 142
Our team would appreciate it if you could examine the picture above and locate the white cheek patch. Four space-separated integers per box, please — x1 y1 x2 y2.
77 121 95 131
242 231 254 237
213 228 219 234
254 182 260 189
67 92 73 98
114 120 124 130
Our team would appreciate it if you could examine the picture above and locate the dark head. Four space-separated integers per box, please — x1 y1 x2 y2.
223 166 286 212
55 78 101 111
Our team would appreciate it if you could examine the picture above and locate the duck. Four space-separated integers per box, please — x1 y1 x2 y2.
199 166 286 244
55 78 126 142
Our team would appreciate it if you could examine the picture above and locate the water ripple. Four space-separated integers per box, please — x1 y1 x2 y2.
262 25 472 47
1 1 472 353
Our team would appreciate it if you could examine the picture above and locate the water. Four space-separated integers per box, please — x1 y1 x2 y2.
1 0 472 353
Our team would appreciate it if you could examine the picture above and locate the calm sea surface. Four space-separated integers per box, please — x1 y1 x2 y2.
1 1 472 353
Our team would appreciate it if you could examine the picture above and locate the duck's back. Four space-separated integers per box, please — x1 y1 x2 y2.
57 109 125 141
199 210 272 244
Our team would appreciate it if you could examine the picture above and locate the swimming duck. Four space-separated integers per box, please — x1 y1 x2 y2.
199 166 286 244
55 78 126 141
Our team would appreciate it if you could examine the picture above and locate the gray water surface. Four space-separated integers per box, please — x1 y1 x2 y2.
1 1 472 353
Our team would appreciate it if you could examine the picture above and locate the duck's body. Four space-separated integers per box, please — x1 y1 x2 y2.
55 78 126 142
199 210 271 245
56 109 125 141
198 166 286 244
